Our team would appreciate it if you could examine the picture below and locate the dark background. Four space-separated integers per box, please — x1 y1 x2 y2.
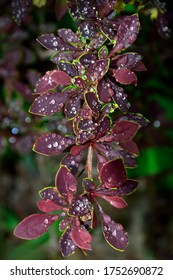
0 0 173 260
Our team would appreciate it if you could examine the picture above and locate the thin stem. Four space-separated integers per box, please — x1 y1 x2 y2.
87 144 93 179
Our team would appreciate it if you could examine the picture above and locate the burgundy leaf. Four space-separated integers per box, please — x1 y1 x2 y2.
96 116 111 139
59 228 77 257
88 32 107 49
96 0 117 18
116 113 150 128
64 95 81 119
58 29 82 46
97 79 113 103
14 214 58 240
70 144 87 156
110 14 140 55
100 210 128 251
39 187 68 207
55 166 77 203
11 0 31 25
35 70 71 94
87 59 109 82
85 92 101 114
100 159 126 188
113 53 146 71
37 199 67 212
79 53 97 68
61 154 81 175
72 77 86 88
96 153 107 174
59 62 78 77
120 140 139 155
71 226 92 250
78 119 95 131
111 84 128 113
77 0 96 19
113 179 139 197
59 217 72 231
29 91 67 116
55 0 68 21
83 178 96 192
33 133 74 156
69 195 92 216
50 51 75 64
98 46 108 59
113 120 139 142
95 194 127 209
112 68 137 85
37 34 74 51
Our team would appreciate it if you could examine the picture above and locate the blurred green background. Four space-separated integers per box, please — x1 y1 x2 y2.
0 0 173 260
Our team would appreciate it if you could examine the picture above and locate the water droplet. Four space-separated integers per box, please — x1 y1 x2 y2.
47 144 52 148
11 127 19 135
44 219 49 224
49 99 56 105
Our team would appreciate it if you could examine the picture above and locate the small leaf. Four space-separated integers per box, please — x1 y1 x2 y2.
71 226 92 250
98 46 108 59
100 159 126 188
97 79 113 103
39 187 68 207
85 92 101 114
35 70 71 94
55 0 68 21
79 22 97 39
29 91 67 116
83 178 96 192
96 116 111 139
37 199 67 212
59 228 77 257
61 154 81 175
95 194 127 209
58 29 82 47
114 180 139 197
87 59 109 82
110 14 140 55
33 133 75 156
120 140 139 155
70 144 87 156
64 94 81 119
100 209 128 251
55 166 77 203
79 53 97 68
113 120 139 142
14 214 58 240
111 84 128 113
113 53 146 71
112 68 137 85
37 34 74 51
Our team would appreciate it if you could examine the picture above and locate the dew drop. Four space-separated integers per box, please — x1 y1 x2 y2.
49 99 56 105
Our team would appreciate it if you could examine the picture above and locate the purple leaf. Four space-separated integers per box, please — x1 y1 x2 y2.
113 180 139 197
39 187 68 207
77 0 96 19
97 79 113 103
59 228 77 257
96 0 117 18
37 199 67 212
100 159 126 188
83 178 96 192
71 226 92 250
116 113 150 128
69 195 92 216
78 119 95 131
14 214 58 240
100 210 128 251
88 32 107 49
85 92 101 114
112 120 139 142
50 51 75 64
61 154 81 175
98 46 108 59
29 91 67 116
79 53 97 68
112 68 137 85
70 144 87 156
37 34 74 51
87 59 109 82
58 29 82 47
55 0 68 21
59 62 78 77
95 194 127 209
55 166 77 204
79 22 97 39
111 84 128 113
120 140 139 155
96 153 107 174
64 94 81 119
11 0 31 25
35 70 71 94
96 116 111 139
113 53 146 71
33 133 75 156
110 14 140 55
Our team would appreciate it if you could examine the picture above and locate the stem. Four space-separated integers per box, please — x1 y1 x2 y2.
87 144 93 179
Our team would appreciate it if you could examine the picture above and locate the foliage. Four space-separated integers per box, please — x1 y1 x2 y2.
1 0 171 258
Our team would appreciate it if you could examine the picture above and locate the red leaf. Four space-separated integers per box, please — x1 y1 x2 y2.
14 214 58 240
37 199 67 212
113 68 137 85
95 194 127 209
33 133 75 156
100 159 126 188
55 166 77 203
120 140 139 155
59 228 77 257
71 227 92 250
55 0 68 21
113 120 139 142
35 70 71 94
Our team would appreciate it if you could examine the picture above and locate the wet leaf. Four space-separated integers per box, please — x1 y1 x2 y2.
33 133 74 156
58 29 82 47
112 68 137 85
29 91 67 116
112 120 139 142
98 46 109 59
110 14 140 55
79 22 97 39
83 178 96 192
120 140 139 155
79 53 97 68
37 199 67 212
100 210 128 251
61 154 81 175
35 70 71 94
113 53 146 71
100 159 126 188
37 34 74 51
85 92 101 114
71 226 92 250
14 214 58 240
69 195 92 216
95 193 127 209
97 79 113 103
55 0 68 21
39 187 68 207
59 228 77 257
55 166 77 204
64 94 81 119
87 59 109 82
113 180 139 196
